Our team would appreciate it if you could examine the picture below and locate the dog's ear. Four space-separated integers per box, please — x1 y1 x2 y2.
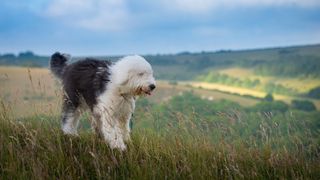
120 77 129 85
116 69 132 86
117 70 133 94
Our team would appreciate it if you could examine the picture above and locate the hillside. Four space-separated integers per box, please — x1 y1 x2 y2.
1 44 320 79
1 89 320 179
1 44 320 99
147 44 320 80
0 63 319 179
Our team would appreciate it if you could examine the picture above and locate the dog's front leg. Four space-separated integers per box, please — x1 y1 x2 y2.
93 108 126 151
123 100 135 143
122 115 132 143
104 123 126 151
102 119 126 150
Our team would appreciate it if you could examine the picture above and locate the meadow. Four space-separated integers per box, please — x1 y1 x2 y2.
218 67 320 93
0 67 262 117
0 66 320 179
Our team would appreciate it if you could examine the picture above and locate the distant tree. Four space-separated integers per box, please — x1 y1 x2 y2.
292 99 316 111
264 93 274 102
252 79 260 87
0 53 16 59
177 51 191 55
307 86 320 99
18 51 35 58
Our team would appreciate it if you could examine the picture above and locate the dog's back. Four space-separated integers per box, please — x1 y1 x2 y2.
50 52 112 109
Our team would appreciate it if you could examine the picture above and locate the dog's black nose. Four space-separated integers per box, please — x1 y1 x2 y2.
149 84 156 90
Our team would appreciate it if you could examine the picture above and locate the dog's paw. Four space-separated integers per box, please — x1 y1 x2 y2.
62 131 79 137
118 144 127 151
62 126 79 136
123 134 131 143
109 140 127 151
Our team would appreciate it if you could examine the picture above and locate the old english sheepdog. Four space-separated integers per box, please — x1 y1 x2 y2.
50 52 156 150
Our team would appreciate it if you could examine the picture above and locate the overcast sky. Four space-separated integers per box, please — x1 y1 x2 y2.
1 0 320 56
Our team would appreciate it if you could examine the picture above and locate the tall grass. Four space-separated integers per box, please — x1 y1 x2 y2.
0 100 319 179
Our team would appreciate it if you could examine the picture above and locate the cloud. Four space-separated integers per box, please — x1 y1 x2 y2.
161 0 320 14
46 0 129 31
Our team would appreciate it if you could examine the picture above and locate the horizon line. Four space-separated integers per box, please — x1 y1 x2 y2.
1 43 319 57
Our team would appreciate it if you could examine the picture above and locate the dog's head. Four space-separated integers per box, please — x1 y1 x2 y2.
112 55 156 96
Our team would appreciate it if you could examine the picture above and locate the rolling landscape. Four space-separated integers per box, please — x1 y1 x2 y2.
1 44 320 178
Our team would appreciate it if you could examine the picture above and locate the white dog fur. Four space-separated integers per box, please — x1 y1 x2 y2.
50 53 156 151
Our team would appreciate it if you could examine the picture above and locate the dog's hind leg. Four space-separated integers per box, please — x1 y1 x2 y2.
61 95 81 135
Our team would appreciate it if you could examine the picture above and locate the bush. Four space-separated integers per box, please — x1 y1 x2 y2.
264 83 298 96
307 86 320 99
264 93 274 102
292 99 316 111
251 101 289 113
197 72 260 88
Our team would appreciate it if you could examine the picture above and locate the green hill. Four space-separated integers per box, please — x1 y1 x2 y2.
2 44 320 98
2 44 320 79
146 44 320 80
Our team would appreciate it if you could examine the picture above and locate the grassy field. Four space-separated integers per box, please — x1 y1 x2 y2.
1 66 319 115
218 67 320 93
1 113 319 179
183 81 320 110
0 66 261 117
157 81 259 107
0 67 61 117
1 66 320 179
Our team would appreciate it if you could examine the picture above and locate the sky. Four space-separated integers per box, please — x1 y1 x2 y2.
1 0 320 56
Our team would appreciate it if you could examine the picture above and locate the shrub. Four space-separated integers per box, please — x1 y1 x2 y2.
307 86 320 99
251 101 289 113
292 99 316 111
264 93 274 102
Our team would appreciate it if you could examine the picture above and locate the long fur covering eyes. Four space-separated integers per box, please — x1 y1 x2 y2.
50 52 156 150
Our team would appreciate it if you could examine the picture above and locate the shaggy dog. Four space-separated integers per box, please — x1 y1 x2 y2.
50 52 156 150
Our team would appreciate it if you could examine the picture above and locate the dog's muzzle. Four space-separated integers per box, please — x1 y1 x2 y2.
141 84 156 95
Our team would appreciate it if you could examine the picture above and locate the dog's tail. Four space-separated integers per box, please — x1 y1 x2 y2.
50 52 70 79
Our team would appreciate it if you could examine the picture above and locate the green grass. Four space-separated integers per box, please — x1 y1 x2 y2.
217 67 320 94
1 100 320 179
